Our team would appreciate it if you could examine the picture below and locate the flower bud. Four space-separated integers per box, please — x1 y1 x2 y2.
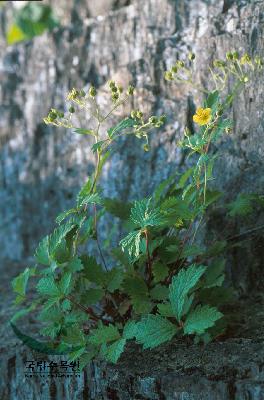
149 116 158 124
58 111 64 118
164 71 173 81
143 144 149 152
177 60 185 68
226 51 233 61
225 127 232 134
159 115 166 124
216 108 223 117
111 93 119 102
89 86 96 97
232 51 239 60
213 59 226 68
108 80 116 89
171 65 178 73
131 110 137 119
240 53 251 65
188 52 195 61
49 110 57 121
79 89 86 97
69 106 75 113
136 111 143 119
127 85 135 95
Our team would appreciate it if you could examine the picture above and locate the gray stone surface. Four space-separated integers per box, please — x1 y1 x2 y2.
0 0 264 398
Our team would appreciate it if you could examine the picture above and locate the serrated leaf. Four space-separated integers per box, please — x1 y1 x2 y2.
67 257 83 272
205 90 219 108
169 264 207 321
157 303 175 317
184 305 223 335
11 267 31 296
122 275 148 297
130 198 164 228
56 209 77 224
48 222 76 259
132 296 153 314
78 349 98 371
36 276 60 297
62 325 86 346
59 272 72 295
150 284 169 301
107 118 135 138
103 197 132 219
120 230 142 258
227 194 254 217
182 244 204 258
40 324 61 339
81 256 106 286
135 315 177 349
35 236 50 265
161 197 193 220
81 288 104 305
123 320 137 340
152 261 169 283
203 259 225 288
10 323 81 355
76 178 93 207
106 338 126 363
68 346 86 362
79 193 102 207
105 268 123 292
88 324 120 345
199 286 234 306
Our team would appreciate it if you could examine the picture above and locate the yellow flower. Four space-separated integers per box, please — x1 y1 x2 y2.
193 107 212 126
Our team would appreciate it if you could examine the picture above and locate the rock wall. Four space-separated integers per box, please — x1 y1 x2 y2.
0 0 263 290
1 1 264 398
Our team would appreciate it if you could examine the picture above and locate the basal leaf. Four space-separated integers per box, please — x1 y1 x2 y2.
169 264 207 321
184 305 223 335
135 315 177 349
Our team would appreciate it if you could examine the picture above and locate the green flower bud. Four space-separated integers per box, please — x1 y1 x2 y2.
240 53 251 65
111 86 118 93
89 86 96 98
254 56 263 66
188 52 195 61
216 107 223 117
48 111 57 121
136 111 143 119
164 71 173 81
117 85 123 93
131 110 137 119
127 85 135 95
159 115 166 124
143 144 149 152
149 116 158 124
58 111 64 118
108 80 116 89
79 89 86 97
226 51 233 61
213 59 226 68
225 127 232 134
177 60 185 68
232 51 239 60
171 65 178 73
67 88 78 101
112 93 119 102
69 106 75 113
